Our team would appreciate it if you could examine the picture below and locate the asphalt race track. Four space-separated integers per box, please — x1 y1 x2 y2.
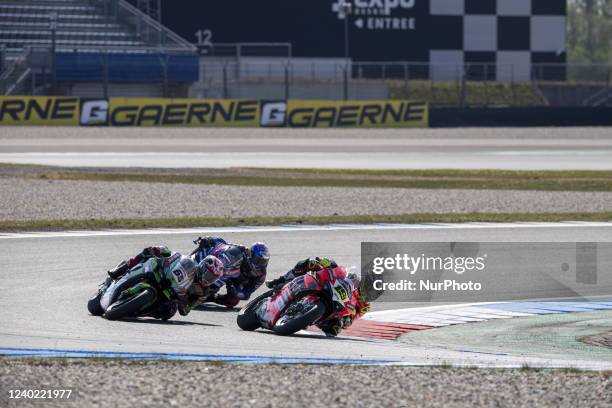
1 223 611 368
1 127 612 169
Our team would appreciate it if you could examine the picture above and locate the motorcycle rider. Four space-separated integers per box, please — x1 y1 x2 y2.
97 246 224 319
191 236 270 308
265 256 337 288
266 258 370 337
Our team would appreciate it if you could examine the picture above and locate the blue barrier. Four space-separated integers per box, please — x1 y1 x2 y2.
0 347 396 365
56 52 198 82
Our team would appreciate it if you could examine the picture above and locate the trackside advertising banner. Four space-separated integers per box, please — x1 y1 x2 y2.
0 96 80 126
105 98 260 127
282 100 428 128
0 97 428 128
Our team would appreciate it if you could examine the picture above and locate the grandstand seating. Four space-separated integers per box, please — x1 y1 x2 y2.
0 0 197 96
0 0 147 62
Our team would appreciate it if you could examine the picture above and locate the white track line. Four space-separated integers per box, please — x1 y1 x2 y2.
1 222 612 240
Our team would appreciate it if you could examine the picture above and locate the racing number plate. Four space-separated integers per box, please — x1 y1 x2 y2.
334 285 348 301
173 268 186 283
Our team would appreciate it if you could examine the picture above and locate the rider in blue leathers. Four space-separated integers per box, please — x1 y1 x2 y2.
191 236 270 308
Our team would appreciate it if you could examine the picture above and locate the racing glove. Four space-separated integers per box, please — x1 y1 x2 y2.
265 276 286 289
141 246 170 258
193 236 217 250
107 260 130 279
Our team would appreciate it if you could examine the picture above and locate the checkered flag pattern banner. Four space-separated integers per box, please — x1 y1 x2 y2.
428 0 566 81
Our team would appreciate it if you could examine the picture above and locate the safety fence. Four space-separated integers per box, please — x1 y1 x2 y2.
3 58 612 107
198 61 612 107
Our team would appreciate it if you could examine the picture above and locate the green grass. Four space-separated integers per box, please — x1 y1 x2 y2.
31 168 612 192
386 80 545 106
555 367 585 374
1 212 611 232
251 168 612 179
261 79 546 106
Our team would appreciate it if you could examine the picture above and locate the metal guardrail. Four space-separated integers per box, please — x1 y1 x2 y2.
83 0 195 52
193 60 612 106
3 45 612 105
201 43 292 58
0 0 197 95
583 87 612 107
115 0 196 52
0 47 33 95
33 44 196 54
196 60 612 84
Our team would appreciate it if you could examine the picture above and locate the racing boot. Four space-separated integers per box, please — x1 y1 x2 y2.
317 319 342 337
148 301 178 321
212 293 240 308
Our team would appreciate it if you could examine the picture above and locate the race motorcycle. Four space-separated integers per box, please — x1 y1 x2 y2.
237 270 355 336
87 259 177 321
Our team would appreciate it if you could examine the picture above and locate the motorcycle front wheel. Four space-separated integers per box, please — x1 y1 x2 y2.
273 299 326 336
237 290 274 331
87 290 105 316
104 287 157 321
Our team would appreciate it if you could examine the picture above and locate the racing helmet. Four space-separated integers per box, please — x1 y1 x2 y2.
197 255 224 286
248 242 270 275
348 272 370 314
335 272 358 295
347 272 360 289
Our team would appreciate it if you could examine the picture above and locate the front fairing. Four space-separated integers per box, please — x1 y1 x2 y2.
323 277 355 318
100 263 146 311
100 258 171 311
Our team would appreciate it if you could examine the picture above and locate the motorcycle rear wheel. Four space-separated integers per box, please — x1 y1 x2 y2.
237 290 274 331
104 287 157 321
273 299 326 336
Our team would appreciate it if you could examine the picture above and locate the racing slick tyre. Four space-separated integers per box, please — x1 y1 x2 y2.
237 290 274 331
104 287 157 321
87 291 105 316
273 299 327 336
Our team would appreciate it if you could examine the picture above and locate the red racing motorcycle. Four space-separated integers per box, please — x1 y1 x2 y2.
237 267 356 336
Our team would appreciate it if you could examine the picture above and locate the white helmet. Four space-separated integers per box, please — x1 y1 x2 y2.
197 255 224 286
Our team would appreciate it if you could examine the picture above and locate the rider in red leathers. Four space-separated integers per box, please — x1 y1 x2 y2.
266 258 370 336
